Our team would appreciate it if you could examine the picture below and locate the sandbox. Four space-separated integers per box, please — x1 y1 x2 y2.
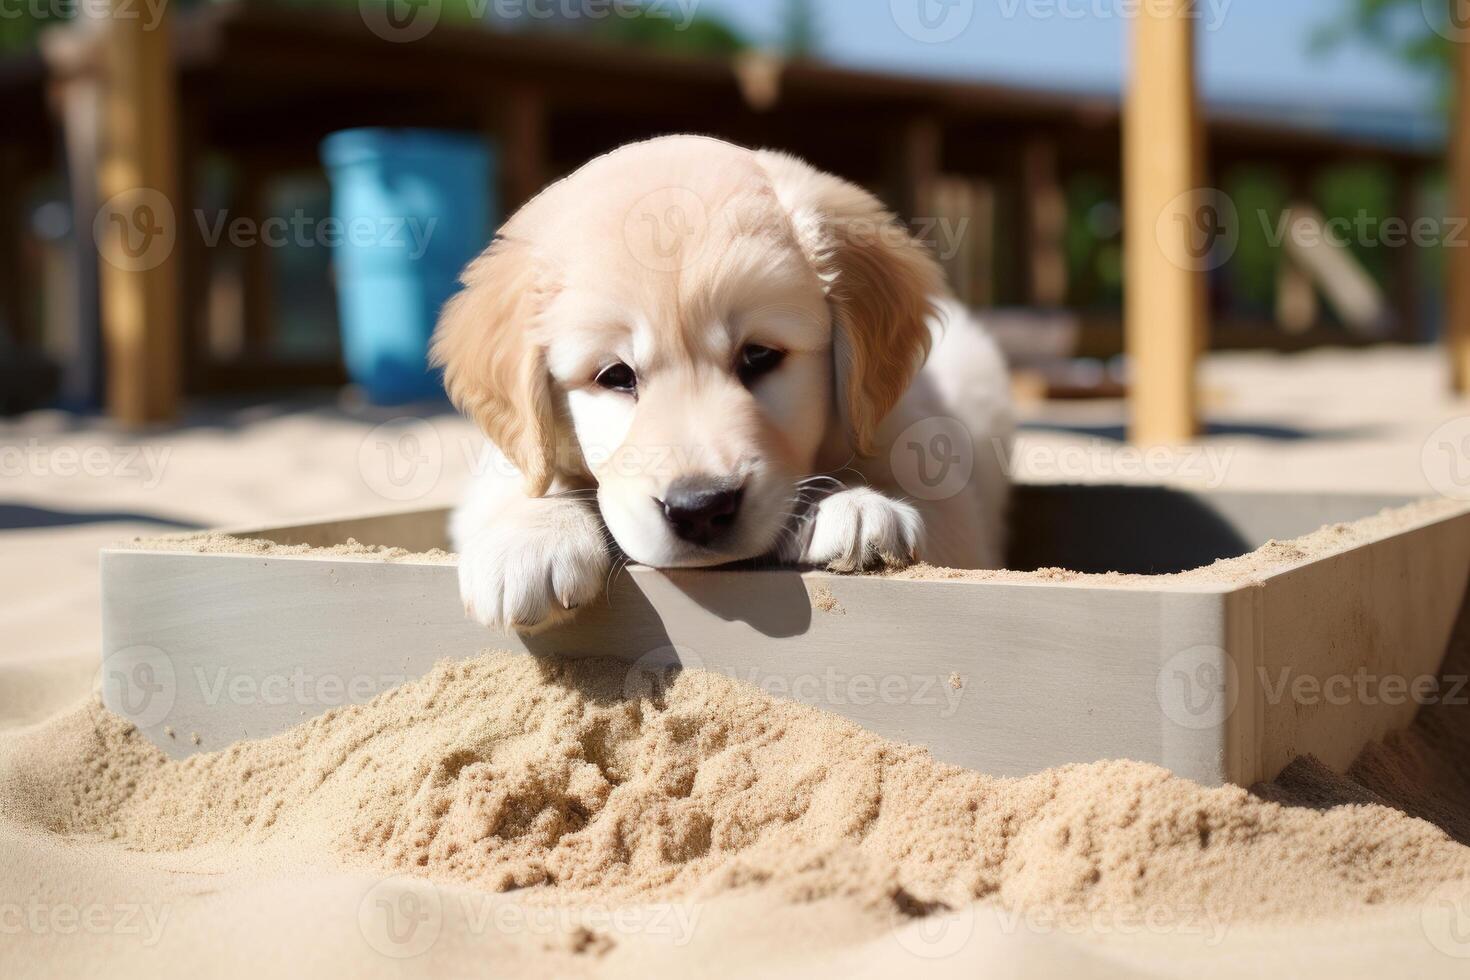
98 485 1470 786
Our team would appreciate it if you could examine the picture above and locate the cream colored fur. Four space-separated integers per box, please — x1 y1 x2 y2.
433 135 1012 631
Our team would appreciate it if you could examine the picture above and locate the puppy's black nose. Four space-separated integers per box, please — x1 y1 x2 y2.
660 479 744 546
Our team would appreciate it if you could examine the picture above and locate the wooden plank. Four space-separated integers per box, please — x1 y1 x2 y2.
1072 312 1398 360
1124 1 1203 443
218 486 1418 577
100 549 1238 783
95 1 180 424
1246 513 1470 781
1276 168 1319 334
97 487 1460 787
1450 26 1470 390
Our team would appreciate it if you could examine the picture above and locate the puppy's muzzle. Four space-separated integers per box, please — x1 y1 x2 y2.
658 477 745 547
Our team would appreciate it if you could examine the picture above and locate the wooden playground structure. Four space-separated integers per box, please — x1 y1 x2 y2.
1 1 1466 440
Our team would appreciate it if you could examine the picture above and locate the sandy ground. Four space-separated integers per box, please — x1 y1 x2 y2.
3 346 1470 977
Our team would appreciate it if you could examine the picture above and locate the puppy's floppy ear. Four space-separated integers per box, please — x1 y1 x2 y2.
756 150 942 456
430 237 558 496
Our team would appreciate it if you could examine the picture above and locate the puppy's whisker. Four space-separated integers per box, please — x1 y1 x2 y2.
770 492 819 562
543 488 600 503
604 552 633 597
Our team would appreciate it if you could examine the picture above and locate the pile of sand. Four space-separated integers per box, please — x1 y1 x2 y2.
6 645 1469 947
120 531 456 563
126 498 1467 591
891 496 1467 586
7 496 1470 975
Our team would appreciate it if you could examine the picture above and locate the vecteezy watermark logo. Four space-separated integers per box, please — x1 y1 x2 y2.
0 901 172 946
893 901 974 959
1155 187 1239 273
1259 208 1469 252
622 645 966 718
1422 879 1470 959
890 416 974 501
0 0 170 29
194 209 437 258
993 439 1236 488
1422 0 1470 42
358 418 444 501
1422 417 1470 502
193 667 412 709
623 644 705 700
0 439 172 488
460 898 701 944
96 645 177 731
1157 645 1237 731
622 186 710 274
994 0 1234 31
359 875 443 958
94 187 176 272
991 900 1232 945
890 0 975 43
1257 668 1467 709
490 0 701 29
359 0 442 42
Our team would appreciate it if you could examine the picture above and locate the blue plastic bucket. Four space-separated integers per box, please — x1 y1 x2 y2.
321 129 493 404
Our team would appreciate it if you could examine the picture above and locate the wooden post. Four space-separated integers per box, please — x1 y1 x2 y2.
238 161 273 358
1276 166 1319 334
177 89 206 385
931 176 994 307
1020 136 1067 308
895 114 941 222
95 0 180 424
496 88 549 217
1449 25 1470 390
0 149 24 345
40 26 107 409
1392 165 1421 343
1124 1 1203 443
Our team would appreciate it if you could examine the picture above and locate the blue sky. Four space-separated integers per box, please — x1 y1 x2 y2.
696 0 1440 114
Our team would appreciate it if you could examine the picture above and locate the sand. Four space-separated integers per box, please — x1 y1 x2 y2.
890 496 1468 586
120 531 457 563
128 498 1468 592
7 350 1470 977
23 651 1470 912
4 634 1470 977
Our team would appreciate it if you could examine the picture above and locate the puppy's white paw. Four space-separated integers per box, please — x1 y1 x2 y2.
801 488 922 573
457 502 611 632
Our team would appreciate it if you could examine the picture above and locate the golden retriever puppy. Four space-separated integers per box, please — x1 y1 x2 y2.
433 135 1012 631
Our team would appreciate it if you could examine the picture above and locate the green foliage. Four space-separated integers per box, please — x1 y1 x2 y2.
1316 163 1397 287
0 0 222 54
1311 0 1452 97
781 0 819 58
0 2 74 54
1064 173 1123 310
0 0 748 56
576 7 746 56
1225 168 1290 314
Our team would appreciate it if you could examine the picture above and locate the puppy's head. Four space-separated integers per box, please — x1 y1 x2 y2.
433 135 941 568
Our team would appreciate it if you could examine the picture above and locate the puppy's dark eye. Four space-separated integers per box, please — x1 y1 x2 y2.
595 362 636 393
737 344 785 385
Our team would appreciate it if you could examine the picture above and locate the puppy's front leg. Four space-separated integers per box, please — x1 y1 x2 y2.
794 487 923 573
452 470 611 633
